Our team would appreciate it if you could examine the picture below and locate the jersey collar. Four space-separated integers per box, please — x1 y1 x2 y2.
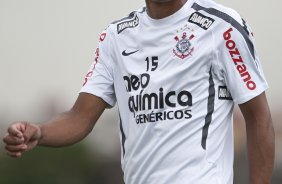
144 0 196 26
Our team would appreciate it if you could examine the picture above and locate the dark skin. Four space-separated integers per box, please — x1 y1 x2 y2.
3 93 107 154
239 93 274 184
146 0 188 19
3 0 274 183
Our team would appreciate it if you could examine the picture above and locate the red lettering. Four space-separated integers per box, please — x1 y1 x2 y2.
83 78 88 86
247 81 256 90
223 28 256 90
240 71 251 82
83 71 93 86
83 46 100 86
94 57 99 63
223 28 233 40
237 64 247 73
226 40 236 50
229 48 240 58
86 71 93 78
94 48 100 64
99 33 106 42
95 48 99 56
232 56 243 65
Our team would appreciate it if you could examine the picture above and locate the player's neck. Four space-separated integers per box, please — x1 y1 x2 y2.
145 0 188 19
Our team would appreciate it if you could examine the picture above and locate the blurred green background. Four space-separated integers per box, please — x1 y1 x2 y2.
0 0 281 183
0 143 123 184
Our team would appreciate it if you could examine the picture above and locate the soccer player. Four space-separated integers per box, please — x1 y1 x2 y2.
3 0 274 183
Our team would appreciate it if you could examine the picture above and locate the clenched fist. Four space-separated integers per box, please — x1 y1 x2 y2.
3 122 41 158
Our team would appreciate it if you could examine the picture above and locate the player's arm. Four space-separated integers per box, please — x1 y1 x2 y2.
239 92 274 184
3 93 107 157
214 15 275 183
4 27 114 158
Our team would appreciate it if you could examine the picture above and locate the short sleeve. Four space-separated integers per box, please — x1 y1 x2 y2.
215 19 268 104
80 29 116 107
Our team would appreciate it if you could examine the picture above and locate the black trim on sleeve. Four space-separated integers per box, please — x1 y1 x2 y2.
242 18 250 35
119 116 126 157
111 7 146 24
191 3 255 60
201 67 215 150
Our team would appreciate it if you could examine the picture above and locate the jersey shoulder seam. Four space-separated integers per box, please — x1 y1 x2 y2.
110 7 146 25
191 2 255 59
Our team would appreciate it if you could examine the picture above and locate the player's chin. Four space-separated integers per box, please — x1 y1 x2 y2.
151 0 176 3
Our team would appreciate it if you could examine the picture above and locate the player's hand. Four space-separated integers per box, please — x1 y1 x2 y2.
3 122 41 158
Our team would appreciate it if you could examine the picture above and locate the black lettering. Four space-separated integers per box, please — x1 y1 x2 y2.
177 91 192 106
156 112 163 121
128 96 135 113
163 111 167 120
140 73 150 89
131 75 140 91
174 110 183 119
184 110 192 119
136 114 140 124
139 90 143 111
123 76 131 92
165 91 176 107
149 112 156 122
142 93 158 110
159 88 164 109
167 111 174 120
143 114 149 123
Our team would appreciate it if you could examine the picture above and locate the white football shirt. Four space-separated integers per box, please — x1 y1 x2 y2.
80 0 268 183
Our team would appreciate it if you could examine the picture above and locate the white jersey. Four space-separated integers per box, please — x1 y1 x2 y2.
81 0 268 183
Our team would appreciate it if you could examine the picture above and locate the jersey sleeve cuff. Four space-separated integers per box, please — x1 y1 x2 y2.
234 83 269 104
79 88 116 108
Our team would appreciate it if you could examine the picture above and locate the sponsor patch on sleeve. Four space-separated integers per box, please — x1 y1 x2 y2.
188 12 215 30
117 16 139 34
218 86 233 100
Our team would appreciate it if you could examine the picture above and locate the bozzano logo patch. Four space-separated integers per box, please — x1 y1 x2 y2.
223 28 256 90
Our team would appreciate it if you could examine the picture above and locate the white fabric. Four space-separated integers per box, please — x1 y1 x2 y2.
80 0 268 183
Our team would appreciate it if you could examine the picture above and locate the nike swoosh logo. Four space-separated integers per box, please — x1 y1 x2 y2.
122 50 139 56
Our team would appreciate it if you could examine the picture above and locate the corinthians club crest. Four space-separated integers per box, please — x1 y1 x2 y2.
173 32 195 59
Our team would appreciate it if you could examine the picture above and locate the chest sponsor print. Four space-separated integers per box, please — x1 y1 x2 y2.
123 73 193 124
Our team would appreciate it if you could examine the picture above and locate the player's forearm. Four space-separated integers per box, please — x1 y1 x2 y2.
245 112 275 184
38 110 94 147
